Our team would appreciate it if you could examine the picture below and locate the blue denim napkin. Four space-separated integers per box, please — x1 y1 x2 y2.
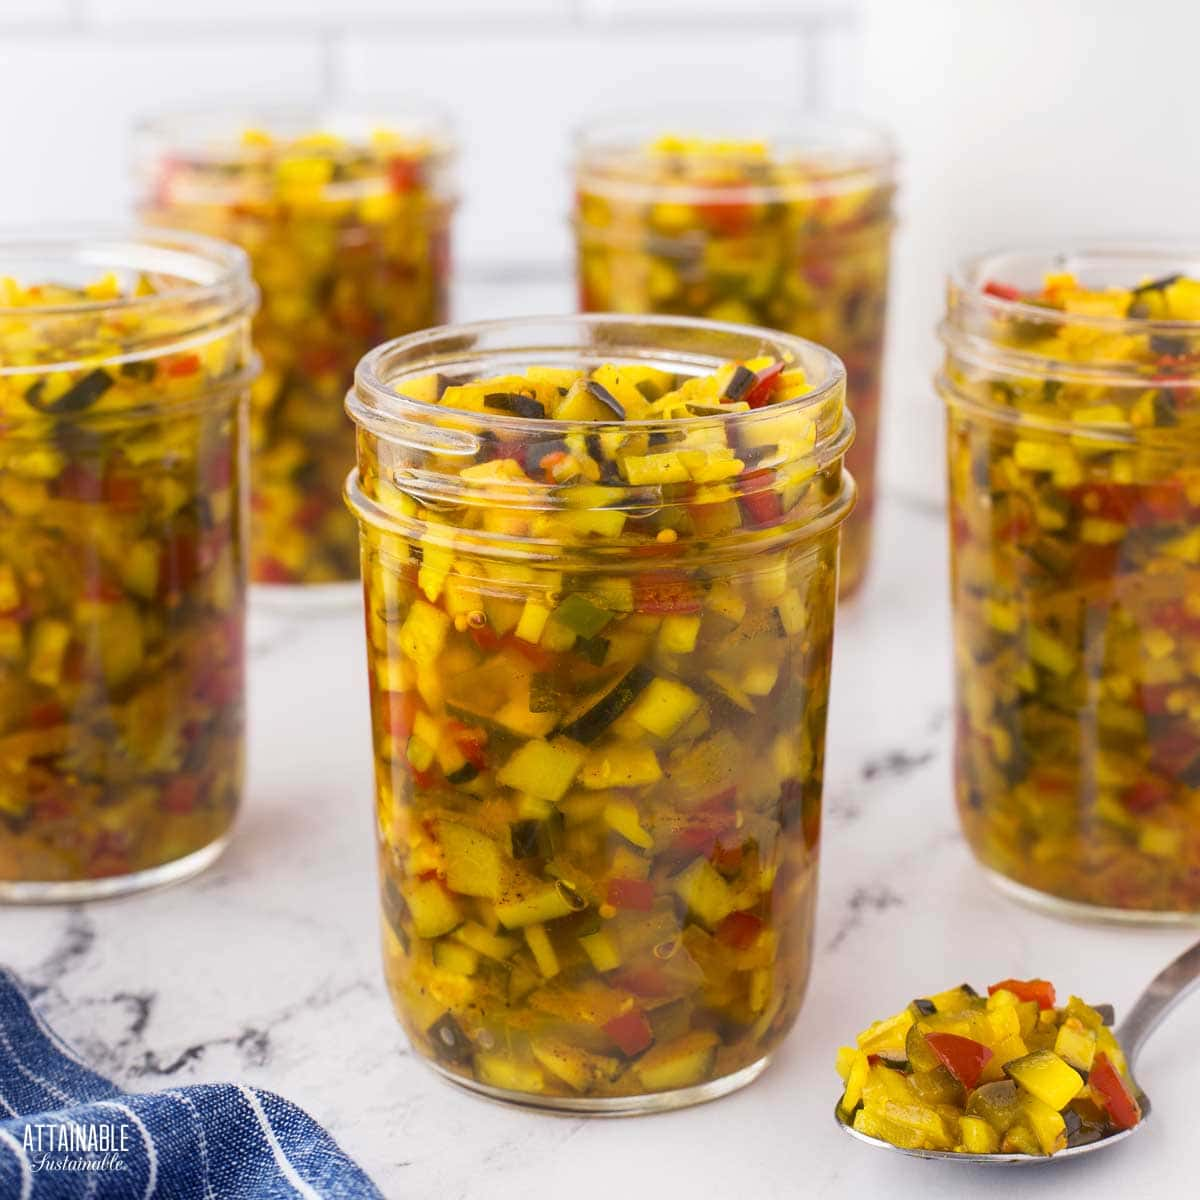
0 968 383 1199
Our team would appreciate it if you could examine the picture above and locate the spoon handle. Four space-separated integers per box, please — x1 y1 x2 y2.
1117 937 1200 1067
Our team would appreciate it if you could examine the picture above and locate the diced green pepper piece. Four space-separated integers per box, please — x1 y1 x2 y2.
554 592 612 638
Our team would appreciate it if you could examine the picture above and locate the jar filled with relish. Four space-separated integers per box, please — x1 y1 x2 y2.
345 314 855 1112
136 107 457 594
0 231 256 901
573 113 894 597
941 247 1200 922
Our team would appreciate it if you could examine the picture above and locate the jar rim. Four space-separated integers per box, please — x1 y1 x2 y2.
351 312 847 439
347 313 855 563
133 99 457 167
0 227 257 376
0 227 253 314
573 107 896 203
950 243 1200 334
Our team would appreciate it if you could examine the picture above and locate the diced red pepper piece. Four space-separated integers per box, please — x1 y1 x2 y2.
606 878 656 911
447 721 488 769
633 571 701 615
1135 482 1188 524
983 280 1023 301
255 557 295 585
469 624 503 654
743 361 784 409
57 462 104 501
716 911 763 951
924 1032 994 1090
80 575 123 604
380 691 419 741
166 353 202 378
1068 482 1135 523
710 840 743 872
1090 1052 1141 1130
1152 602 1200 638
388 157 421 193
696 200 752 238
28 701 65 728
1149 727 1200 776
739 469 782 527
506 635 555 671
161 776 199 814
603 1008 654 1056
410 767 436 791
987 978 1057 1009
159 533 199 597
1121 777 1173 814
102 475 141 512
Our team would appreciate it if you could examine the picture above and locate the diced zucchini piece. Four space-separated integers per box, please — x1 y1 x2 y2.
454 921 518 961
497 879 580 928
406 735 435 773
1020 1094 1067 1154
579 929 622 972
524 922 560 977
1053 1019 1097 1072
706 580 746 625
433 820 505 900
28 618 70 687
515 599 552 643
856 1009 915 1057
581 745 663 790
497 739 584 803
959 1116 1000 1154
539 616 577 653
475 1054 544 1093
776 591 807 635
602 800 654 848
657 614 701 654
404 878 462 939
671 858 734 928
1004 1050 1084 1110
634 1031 719 1091
531 1037 621 1093
838 1048 871 1115
432 939 479 976
627 677 701 738
561 666 653 743
623 451 690 485
398 599 450 664
740 661 778 696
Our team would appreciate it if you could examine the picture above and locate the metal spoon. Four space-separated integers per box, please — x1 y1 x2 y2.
835 936 1200 1164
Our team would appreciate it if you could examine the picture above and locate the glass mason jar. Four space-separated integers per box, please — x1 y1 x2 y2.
0 231 256 901
573 113 893 598
940 246 1200 923
135 106 456 594
345 314 855 1113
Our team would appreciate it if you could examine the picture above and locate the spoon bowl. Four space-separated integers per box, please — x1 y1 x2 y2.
835 936 1200 1164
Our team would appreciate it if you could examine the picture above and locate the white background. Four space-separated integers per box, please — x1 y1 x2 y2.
2 0 1199 499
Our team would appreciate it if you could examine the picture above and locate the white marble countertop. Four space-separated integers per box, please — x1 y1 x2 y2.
8 489 1200 1200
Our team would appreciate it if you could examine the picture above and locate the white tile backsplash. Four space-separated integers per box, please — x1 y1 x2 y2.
0 36 325 226
340 29 812 270
2 0 1187 514
85 0 574 24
